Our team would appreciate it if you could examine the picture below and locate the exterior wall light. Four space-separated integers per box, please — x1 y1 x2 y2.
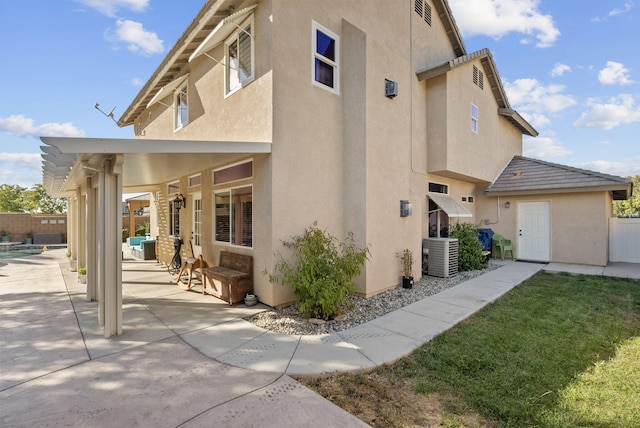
400 200 413 217
175 193 186 209
504 201 511 209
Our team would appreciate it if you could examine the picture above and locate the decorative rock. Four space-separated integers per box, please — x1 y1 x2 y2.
248 265 498 336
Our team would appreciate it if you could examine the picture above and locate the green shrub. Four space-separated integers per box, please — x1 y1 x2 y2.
122 228 129 243
266 222 370 320
449 223 486 271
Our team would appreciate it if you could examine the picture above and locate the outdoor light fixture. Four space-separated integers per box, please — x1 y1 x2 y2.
505 201 511 209
175 193 186 209
400 200 413 217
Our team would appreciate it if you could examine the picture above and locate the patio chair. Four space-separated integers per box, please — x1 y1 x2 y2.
492 233 514 261
176 241 208 289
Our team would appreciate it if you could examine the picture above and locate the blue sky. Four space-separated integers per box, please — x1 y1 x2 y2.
1 0 639 188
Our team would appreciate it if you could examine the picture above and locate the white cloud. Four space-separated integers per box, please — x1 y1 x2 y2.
0 114 85 138
130 78 144 86
609 1 635 17
504 78 576 127
448 0 560 48
106 19 164 56
551 63 571 77
573 94 640 130
575 160 640 178
74 0 149 17
0 152 41 167
0 153 43 187
592 2 635 21
598 61 633 85
523 136 572 158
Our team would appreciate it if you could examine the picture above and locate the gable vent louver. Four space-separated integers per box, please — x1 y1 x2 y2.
415 0 432 26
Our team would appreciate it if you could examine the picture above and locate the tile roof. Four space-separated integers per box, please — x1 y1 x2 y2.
485 156 632 200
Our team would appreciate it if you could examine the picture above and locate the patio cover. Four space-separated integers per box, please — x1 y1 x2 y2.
428 194 472 218
40 137 271 197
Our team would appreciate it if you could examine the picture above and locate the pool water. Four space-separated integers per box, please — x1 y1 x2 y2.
0 248 44 259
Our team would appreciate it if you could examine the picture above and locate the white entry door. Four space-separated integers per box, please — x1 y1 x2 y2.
518 202 550 262
191 193 202 257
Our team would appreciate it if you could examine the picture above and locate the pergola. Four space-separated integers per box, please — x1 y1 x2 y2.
41 137 271 337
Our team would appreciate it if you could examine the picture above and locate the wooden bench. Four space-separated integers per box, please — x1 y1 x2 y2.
201 252 253 306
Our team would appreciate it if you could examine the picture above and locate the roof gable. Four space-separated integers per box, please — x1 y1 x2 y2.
486 156 632 200
416 48 537 137
119 0 469 128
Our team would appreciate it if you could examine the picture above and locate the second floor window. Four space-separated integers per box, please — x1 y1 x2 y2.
312 21 339 94
175 84 188 130
226 20 254 95
471 103 479 133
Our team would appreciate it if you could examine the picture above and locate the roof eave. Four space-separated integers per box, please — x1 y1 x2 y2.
498 108 538 137
118 0 231 127
486 183 632 200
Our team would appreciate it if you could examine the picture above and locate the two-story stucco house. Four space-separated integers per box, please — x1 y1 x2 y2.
41 0 631 337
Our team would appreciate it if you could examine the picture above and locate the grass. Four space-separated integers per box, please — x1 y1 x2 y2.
295 272 640 427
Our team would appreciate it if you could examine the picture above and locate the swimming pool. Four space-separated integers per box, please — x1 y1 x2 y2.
0 248 44 259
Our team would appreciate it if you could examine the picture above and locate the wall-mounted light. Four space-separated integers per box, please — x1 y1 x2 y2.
174 193 186 209
385 79 398 98
400 200 413 217
504 201 511 209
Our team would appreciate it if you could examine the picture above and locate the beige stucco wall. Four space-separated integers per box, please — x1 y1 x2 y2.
124 0 535 307
136 0 273 144
426 60 523 183
476 191 612 266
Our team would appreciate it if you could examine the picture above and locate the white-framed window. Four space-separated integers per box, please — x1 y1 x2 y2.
312 21 339 94
428 182 449 194
169 199 181 236
189 174 201 187
213 160 253 185
225 17 254 96
471 103 479 133
175 83 188 130
462 196 475 204
168 181 181 236
214 186 253 247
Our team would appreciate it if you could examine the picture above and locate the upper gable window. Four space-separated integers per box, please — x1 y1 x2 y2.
175 83 188 130
471 104 479 133
225 17 254 96
312 21 339 94
415 0 432 26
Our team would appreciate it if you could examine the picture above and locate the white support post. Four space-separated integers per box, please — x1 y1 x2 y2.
97 164 106 328
78 186 87 271
103 156 123 338
86 176 98 301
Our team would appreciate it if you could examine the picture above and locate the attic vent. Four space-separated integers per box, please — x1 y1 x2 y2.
424 2 432 26
473 65 484 90
414 0 432 26
414 0 423 16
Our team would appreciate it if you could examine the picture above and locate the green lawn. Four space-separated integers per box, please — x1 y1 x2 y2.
391 272 640 427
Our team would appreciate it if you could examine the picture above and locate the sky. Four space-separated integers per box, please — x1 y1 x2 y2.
0 0 639 189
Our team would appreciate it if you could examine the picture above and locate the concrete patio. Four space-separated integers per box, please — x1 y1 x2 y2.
1 248 638 427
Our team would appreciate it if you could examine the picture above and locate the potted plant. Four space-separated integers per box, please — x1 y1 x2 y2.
78 266 87 284
0 231 9 243
25 231 33 245
400 248 414 289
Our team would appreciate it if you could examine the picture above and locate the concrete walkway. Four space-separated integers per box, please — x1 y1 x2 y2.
1 250 638 427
